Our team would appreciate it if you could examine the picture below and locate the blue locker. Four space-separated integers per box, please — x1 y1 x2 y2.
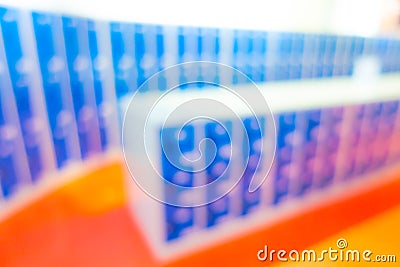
62 16 101 158
32 12 81 167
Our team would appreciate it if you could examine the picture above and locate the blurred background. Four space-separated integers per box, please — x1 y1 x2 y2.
0 0 400 266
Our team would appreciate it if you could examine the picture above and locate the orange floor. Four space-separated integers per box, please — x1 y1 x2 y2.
276 204 400 266
0 161 399 267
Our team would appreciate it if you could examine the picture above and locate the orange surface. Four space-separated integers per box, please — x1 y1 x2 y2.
0 162 399 267
276 204 400 266
0 158 129 267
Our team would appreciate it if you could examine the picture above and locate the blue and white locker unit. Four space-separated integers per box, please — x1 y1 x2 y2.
87 19 121 149
0 7 55 183
62 16 102 158
0 25 30 198
110 21 138 96
32 11 81 168
122 75 400 260
102 21 400 93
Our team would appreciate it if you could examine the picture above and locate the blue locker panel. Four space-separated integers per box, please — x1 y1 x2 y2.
375 101 399 167
0 33 30 197
232 29 252 84
313 34 327 78
275 32 292 81
388 100 400 161
0 98 19 197
249 31 267 83
273 112 296 205
177 26 201 90
205 121 231 227
62 16 101 158
288 33 304 80
165 204 194 241
32 12 81 167
198 27 220 85
133 23 164 91
0 8 49 181
342 104 365 180
357 103 383 174
295 109 321 196
316 107 343 188
110 22 137 97
301 34 318 79
154 25 166 90
322 35 337 77
241 116 265 215
159 25 179 91
88 20 120 150
161 125 195 240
